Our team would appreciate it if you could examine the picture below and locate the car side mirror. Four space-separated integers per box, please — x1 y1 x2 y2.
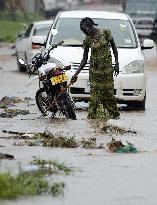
32 36 46 47
51 29 58 36
141 39 154 50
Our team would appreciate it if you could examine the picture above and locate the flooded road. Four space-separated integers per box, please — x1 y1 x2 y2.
1 43 157 205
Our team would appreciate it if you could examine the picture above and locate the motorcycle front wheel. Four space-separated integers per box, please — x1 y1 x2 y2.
36 88 58 117
57 92 76 120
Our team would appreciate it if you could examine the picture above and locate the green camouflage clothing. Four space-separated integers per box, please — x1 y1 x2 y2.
83 29 120 120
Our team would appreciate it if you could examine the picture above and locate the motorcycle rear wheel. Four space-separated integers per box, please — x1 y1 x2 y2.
36 88 58 117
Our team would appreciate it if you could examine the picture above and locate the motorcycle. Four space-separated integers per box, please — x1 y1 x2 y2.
20 41 76 120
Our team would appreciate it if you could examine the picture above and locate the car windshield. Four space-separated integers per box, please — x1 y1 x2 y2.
49 18 137 48
33 24 52 36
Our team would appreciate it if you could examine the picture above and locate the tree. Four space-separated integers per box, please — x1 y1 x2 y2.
4 0 28 20
0 0 5 11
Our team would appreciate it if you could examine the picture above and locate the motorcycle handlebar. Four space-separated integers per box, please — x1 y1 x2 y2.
29 40 64 76
47 40 64 52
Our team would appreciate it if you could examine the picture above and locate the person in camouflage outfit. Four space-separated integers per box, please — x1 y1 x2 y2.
71 17 120 120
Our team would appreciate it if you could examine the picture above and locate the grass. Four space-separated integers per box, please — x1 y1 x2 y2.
0 171 49 200
0 10 45 42
0 20 25 42
0 157 73 200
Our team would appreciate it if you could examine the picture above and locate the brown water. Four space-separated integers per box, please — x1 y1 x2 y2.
1 42 157 205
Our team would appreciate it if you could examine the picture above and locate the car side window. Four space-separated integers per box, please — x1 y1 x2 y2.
24 24 33 38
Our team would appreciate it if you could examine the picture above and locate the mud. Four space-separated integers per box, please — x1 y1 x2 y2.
1 41 157 205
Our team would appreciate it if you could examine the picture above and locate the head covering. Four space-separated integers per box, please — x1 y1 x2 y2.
80 17 98 29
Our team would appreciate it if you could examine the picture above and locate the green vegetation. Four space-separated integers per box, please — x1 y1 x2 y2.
0 11 44 22
43 135 79 148
31 157 73 175
0 171 49 200
0 20 24 42
51 182 65 197
0 157 73 200
0 11 45 42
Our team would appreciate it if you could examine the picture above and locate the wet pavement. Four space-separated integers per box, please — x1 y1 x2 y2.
0 41 157 205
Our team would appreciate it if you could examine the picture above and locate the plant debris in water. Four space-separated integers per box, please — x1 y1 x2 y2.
0 157 72 200
43 135 78 148
0 153 14 160
0 109 30 118
93 119 137 135
80 138 97 149
107 138 138 153
3 129 98 149
2 129 138 152
0 171 49 200
51 182 65 197
31 157 73 175
0 96 32 110
0 96 23 108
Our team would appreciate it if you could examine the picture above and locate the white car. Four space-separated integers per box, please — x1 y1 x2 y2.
134 17 155 38
37 10 154 110
15 20 54 72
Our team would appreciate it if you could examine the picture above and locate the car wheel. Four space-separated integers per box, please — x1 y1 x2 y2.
127 93 146 111
138 93 146 111
16 53 25 72
24 53 30 73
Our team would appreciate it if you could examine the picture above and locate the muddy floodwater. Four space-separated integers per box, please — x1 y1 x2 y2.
1 41 157 205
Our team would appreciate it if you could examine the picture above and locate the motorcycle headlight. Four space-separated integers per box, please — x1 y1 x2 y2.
49 58 64 69
124 60 145 74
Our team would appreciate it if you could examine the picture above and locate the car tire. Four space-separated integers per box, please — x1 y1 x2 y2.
127 92 146 111
16 53 25 72
24 53 30 73
137 93 146 111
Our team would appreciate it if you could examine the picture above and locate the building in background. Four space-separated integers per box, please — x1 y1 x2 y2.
0 0 122 18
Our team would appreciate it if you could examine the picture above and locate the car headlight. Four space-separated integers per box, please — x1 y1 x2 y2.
124 60 145 74
49 57 65 69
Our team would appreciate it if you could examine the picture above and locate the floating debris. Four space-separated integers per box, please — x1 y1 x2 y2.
26 140 43 146
43 135 78 148
0 109 30 118
0 104 8 109
0 157 72 200
93 119 137 135
23 97 32 102
0 96 23 108
97 143 106 149
2 129 42 139
80 138 97 149
51 182 65 197
107 138 138 153
13 141 28 146
0 153 14 160
3 129 97 149
0 96 32 109
31 157 72 175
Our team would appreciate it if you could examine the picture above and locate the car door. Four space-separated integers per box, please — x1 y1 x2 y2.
16 23 34 61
